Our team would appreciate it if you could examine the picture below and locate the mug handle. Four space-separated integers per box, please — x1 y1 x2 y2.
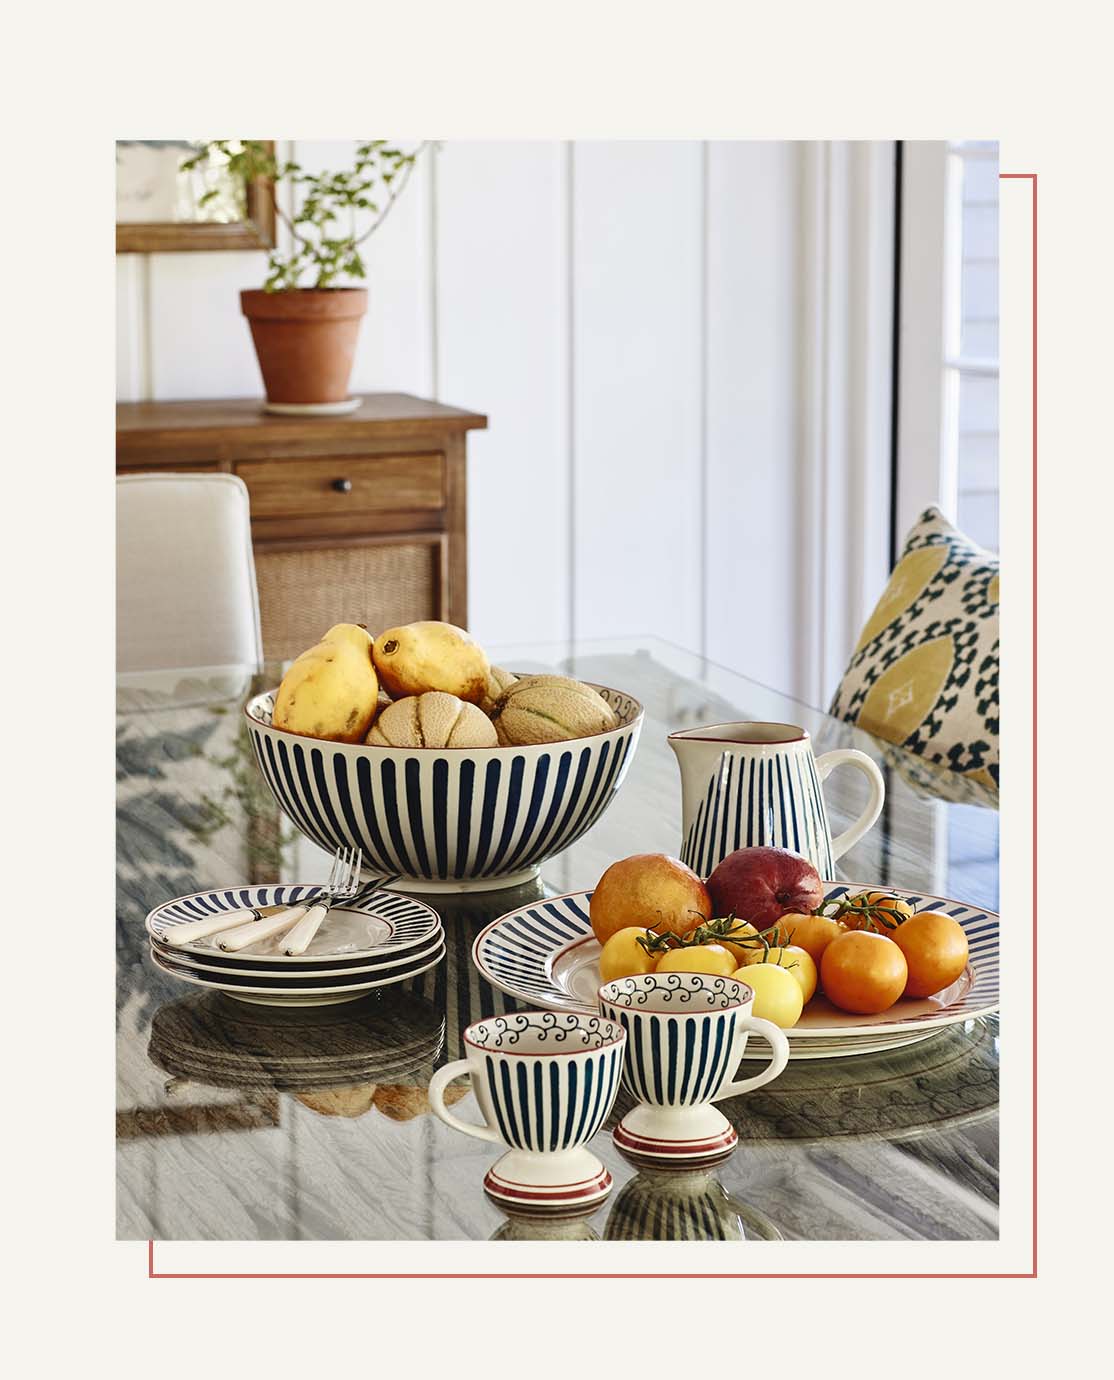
713 1016 790 1099
427 1059 502 1144
814 748 886 862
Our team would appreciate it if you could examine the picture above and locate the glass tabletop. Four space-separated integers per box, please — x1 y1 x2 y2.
117 636 999 1243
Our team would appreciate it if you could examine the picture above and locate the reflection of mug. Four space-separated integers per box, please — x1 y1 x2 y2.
429 1011 626 1218
599 973 789 1168
604 1169 783 1242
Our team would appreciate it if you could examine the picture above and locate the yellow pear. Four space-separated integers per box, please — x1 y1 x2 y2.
373 621 490 704
321 623 374 653
273 631 379 743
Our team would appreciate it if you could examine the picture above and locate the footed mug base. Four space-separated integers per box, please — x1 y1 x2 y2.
483 1147 612 1219
613 1103 738 1170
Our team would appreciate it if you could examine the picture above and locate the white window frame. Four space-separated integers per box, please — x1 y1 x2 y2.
896 140 998 546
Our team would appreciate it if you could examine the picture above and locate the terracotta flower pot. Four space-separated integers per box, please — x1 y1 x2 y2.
240 288 367 405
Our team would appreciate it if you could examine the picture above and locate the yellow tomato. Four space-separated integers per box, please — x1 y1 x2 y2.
842 891 913 933
774 912 845 965
820 930 907 1014
734 942 817 999
712 920 762 966
731 962 803 1028
655 944 738 977
889 911 969 997
780 945 818 1003
598 927 659 984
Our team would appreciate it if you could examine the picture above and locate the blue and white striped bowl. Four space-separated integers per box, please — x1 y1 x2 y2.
244 681 643 892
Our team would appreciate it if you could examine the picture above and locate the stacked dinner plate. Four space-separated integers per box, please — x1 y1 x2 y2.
145 884 445 1007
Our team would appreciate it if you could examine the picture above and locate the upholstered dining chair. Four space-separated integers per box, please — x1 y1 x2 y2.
117 473 263 673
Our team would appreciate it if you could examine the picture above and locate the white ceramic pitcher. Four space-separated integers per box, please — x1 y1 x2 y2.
668 721 885 878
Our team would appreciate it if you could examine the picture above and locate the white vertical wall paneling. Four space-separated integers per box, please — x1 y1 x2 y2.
291 140 432 398
800 141 896 706
147 249 270 399
896 141 953 541
847 143 897 649
435 141 571 647
572 141 704 648
115 256 146 401
704 141 803 697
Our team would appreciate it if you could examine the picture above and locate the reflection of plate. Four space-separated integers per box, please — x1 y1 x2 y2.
473 883 998 1059
148 988 446 1090
718 1016 999 1144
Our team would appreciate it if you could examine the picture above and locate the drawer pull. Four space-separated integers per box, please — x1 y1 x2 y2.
331 478 353 493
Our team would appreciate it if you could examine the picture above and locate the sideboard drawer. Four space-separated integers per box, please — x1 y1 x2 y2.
237 452 445 519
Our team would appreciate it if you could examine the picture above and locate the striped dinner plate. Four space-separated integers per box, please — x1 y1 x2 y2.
145 885 440 964
472 882 999 1059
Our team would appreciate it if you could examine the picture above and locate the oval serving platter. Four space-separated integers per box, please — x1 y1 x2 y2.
472 882 999 1059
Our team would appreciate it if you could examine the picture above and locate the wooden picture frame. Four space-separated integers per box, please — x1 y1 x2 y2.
116 141 276 254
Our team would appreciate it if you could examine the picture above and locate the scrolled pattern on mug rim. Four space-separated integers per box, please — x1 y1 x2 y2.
464 1009 625 1054
598 972 751 1013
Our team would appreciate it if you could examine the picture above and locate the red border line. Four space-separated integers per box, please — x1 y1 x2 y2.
148 170 1038 1284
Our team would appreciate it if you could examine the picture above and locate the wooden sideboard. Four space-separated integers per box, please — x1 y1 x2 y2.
116 393 487 661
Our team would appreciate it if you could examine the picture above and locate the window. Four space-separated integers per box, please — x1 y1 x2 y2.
895 140 1000 554
948 141 999 552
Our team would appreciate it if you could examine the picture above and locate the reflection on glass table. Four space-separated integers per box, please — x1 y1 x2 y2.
117 636 998 1243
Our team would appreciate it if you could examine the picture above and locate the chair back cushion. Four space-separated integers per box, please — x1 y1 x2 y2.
829 507 999 792
117 473 263 673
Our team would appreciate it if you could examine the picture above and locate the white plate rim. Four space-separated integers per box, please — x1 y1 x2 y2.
149 940 446 996
150 925 444 979
472 881 999 1039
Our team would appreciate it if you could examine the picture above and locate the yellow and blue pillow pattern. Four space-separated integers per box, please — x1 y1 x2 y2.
829 507 999 793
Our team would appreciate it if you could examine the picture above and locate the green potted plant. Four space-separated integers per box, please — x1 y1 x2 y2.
184 140 429 409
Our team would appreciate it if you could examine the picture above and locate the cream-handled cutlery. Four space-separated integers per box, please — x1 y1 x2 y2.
164 904 289 947
282 847 362 956
217 904 312 952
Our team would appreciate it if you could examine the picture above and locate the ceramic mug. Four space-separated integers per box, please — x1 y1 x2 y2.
429 1010 626 1217
669 721 886 878
598 972 789 1168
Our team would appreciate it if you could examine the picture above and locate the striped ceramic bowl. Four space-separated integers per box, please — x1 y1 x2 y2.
244 681 643 892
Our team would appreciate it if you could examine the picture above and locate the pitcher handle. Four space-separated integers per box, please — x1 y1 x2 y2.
713 1016 789 1099
814 748 886 862
428 1060 502 1144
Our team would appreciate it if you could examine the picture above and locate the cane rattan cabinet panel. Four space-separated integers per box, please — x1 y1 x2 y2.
116 393 486 661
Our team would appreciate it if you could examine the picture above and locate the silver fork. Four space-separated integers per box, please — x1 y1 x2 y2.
281 846 362 956
216 847 359 953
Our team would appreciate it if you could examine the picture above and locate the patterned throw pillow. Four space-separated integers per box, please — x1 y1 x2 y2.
829 507 999 792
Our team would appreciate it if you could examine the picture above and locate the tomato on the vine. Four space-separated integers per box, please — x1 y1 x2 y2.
768 912 845 965
890 911 969 997
598 927 659 984
732 962 803 1028
655 943 738 977
820 930 907 1014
